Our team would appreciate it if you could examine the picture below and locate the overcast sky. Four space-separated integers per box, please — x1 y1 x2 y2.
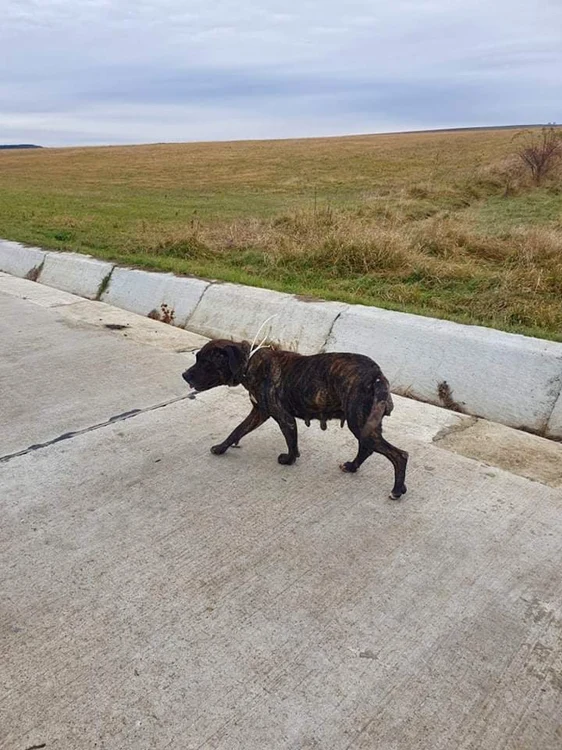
2 0 561 146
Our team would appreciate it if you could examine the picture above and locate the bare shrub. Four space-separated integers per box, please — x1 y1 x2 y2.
514 126 562 186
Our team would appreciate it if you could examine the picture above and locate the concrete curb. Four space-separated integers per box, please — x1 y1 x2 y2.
101 267 209 327
0 240 46 279
1 239 561 438
187 283 347 355
324 305 562 438
40 252 115 300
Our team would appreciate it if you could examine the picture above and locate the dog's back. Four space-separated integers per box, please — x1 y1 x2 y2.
247 349 392 427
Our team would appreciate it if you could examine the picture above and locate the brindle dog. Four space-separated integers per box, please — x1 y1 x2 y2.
182 339 408 499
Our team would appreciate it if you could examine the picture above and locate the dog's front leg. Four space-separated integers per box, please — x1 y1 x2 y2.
210 407 269 455
272 411 300 465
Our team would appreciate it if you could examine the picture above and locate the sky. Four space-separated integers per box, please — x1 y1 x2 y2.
2 0 561 146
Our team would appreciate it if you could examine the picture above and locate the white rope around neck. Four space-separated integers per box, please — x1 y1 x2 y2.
247 314 278 361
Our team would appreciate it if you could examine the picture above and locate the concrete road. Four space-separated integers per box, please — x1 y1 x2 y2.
1 273 561 750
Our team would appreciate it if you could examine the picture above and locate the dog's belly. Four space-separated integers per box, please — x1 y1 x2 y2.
296 408 345 420
289 390 345 425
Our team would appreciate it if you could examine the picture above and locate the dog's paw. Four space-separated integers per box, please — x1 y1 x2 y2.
278 453 296 465
389 484 407 500
210 444 228 455
339 461 357 473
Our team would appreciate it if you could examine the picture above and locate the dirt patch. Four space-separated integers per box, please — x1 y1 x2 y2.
148 303 175 325
435 418 562 487
25 262 44 282
437 380 466 413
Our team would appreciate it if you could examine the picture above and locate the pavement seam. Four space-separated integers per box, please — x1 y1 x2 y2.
49 299 86 308
0 394 194 464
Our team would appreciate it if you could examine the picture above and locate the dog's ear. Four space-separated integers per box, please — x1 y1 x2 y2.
224 343 247 385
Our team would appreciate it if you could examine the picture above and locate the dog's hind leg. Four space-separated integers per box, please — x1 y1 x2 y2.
340 426 408 499
340 384 408 499
369 430 408 499
211 407 269 455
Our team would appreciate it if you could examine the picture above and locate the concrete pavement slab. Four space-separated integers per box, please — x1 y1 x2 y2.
57 299 209 353
1 279 561 750
0 271 85 307
0 274 208 353
2 395 561 750
0 293 191 457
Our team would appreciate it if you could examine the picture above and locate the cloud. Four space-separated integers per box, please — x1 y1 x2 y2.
1 0 560 145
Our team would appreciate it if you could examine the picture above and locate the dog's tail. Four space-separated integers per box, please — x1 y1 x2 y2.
361 373 393 437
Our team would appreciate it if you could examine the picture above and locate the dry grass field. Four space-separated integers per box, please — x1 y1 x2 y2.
1 128 561 339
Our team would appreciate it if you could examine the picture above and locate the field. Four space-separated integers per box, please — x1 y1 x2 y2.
1 128 561 340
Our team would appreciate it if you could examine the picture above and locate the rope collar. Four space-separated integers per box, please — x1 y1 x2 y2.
247 344 270 361
248 314 277 360
241 314 277 382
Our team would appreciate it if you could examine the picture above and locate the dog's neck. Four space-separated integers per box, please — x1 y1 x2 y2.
239 344 271 387
247 344 270 361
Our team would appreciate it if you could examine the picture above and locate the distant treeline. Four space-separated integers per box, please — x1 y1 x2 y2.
0 144 42 150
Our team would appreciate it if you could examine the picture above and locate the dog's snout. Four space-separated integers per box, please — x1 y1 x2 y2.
182 370 192 385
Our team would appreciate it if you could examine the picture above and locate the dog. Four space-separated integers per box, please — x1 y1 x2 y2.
182 339 408 499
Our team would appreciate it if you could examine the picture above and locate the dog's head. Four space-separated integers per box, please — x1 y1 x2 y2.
182 339 250 391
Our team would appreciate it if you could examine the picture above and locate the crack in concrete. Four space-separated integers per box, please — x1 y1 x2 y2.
96 265 115 300
0 394 194 464
543 368 562 433
320 308 347 353
432 415 478 443
183 279 214 334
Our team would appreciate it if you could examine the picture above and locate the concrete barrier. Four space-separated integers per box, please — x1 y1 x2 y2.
0 240 46 279
40 252 114 300
547 393 562 439
187 283 347 355
325 305 562 433
102 267 209 328
2 241 562 437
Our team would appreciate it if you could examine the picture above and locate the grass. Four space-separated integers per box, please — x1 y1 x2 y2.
1 128 561 340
